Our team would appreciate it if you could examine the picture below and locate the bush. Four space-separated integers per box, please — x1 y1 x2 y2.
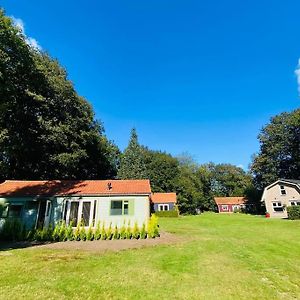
86 226 94 241
148 214 160 238
101 222 107 240
79 223 86 241
155 209 179 218
120 221 126 239
125 221 132 239
140 223 147 239
106 222 113 240
66 222 74 241
74 222 81 241
132 222 140 239
287 206 300 220
112 225 120 240
0 218 26 241
94 221 101 240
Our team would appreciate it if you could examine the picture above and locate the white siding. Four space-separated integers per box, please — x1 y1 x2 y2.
262 183 300 218
56 195 150 228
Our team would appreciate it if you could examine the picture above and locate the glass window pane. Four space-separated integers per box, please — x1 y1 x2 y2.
70 202 79 226
8 205 22 218
111 201 122 215
124 201 129 215
82 202 91 226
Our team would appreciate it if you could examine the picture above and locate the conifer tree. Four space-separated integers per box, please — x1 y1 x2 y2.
117 128 147 179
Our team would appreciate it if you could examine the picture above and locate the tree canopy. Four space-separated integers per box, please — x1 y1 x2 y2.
251 109 300 190
0 11 119 180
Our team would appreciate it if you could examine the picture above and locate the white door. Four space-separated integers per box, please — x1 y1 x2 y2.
44 200 52 228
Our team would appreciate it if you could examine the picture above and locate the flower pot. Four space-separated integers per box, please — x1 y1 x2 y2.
265 212 270 218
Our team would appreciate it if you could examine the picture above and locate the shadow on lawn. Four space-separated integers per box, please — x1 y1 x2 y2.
0 241 53 251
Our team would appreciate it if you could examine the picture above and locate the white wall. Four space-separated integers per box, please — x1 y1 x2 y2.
56 195 150 228
263 183 300 218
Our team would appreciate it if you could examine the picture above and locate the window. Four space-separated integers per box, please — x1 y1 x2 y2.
110 200 129 216
290 201 300 206
1 204 9 218
8 204 23 218
280 185 286 195
82 202 91 226
272 201 284 212
221 205 228 211
69 201 79 226
158 204 169 211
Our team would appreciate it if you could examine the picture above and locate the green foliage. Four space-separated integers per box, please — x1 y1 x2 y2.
66 222 74 241
120 221 126 239
79 222 86 241
0 218 25 241
94 221 101 240
251 109 300 190
140 223 147 239
155 209 179 217
74 222 81 241
132 222 140 239
101 222 107 240
125 220 132 239
147 214 159 238
117 128 147 179
0 11 119 181
287 206 300 220
106 222 113 240
86 226 94 241
112 225 120 240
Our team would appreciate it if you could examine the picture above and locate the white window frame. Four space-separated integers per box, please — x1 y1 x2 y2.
272 201 284 212
221 205 228 211
290 200 300 206
280 185 286 196
65 199 95 227
158 204 169 211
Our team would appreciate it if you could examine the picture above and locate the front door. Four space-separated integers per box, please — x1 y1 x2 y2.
36 200 52 229
44 200 52 228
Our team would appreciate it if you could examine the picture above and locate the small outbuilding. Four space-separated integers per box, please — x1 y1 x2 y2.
151 192 177 212
214 197 247 213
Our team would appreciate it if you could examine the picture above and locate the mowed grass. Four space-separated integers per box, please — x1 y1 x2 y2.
1 213 300 300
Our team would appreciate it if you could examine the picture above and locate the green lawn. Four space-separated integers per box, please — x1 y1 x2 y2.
1 213 300 299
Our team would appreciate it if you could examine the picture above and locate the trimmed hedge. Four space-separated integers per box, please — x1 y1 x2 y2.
155 209 179 218
0 214 160 242
287 206 300 220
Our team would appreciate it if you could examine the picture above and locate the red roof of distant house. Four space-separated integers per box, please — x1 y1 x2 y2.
214 197 247 205
0 180 151 197
151 192 177 203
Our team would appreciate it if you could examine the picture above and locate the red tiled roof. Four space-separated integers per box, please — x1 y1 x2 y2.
151 192 177 204
214 197 247 205
0 180 151 197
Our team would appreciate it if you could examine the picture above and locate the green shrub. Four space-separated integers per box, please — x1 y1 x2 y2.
66 222 74 241
148 214 159 238
74 222 81 241
287 206 300 220
0 218 27 241
94 221 101 240
155 209 179 218
106 222 113 240
125 220 132 239
86 226 94 241
132 222 140 239
101 222 107 240
120 221 126 239
112 225 120 240
58 221 67 241
140 223 147 239
79 222 86 241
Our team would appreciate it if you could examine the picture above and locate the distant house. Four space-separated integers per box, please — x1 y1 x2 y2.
0 180 151 229
214 197 247 213
261 179 300 218
151 192 177 212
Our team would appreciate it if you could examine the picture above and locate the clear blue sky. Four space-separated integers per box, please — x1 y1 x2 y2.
2 1 300 169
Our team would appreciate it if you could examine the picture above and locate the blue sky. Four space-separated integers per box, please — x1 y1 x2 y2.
2 1 300 169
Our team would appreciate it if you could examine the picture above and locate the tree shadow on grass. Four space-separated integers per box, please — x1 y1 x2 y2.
0 240 55 251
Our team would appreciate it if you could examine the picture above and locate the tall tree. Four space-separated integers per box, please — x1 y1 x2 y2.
117 128 147 179
143 148 179 192
251 109 300 190
0 11 118 180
